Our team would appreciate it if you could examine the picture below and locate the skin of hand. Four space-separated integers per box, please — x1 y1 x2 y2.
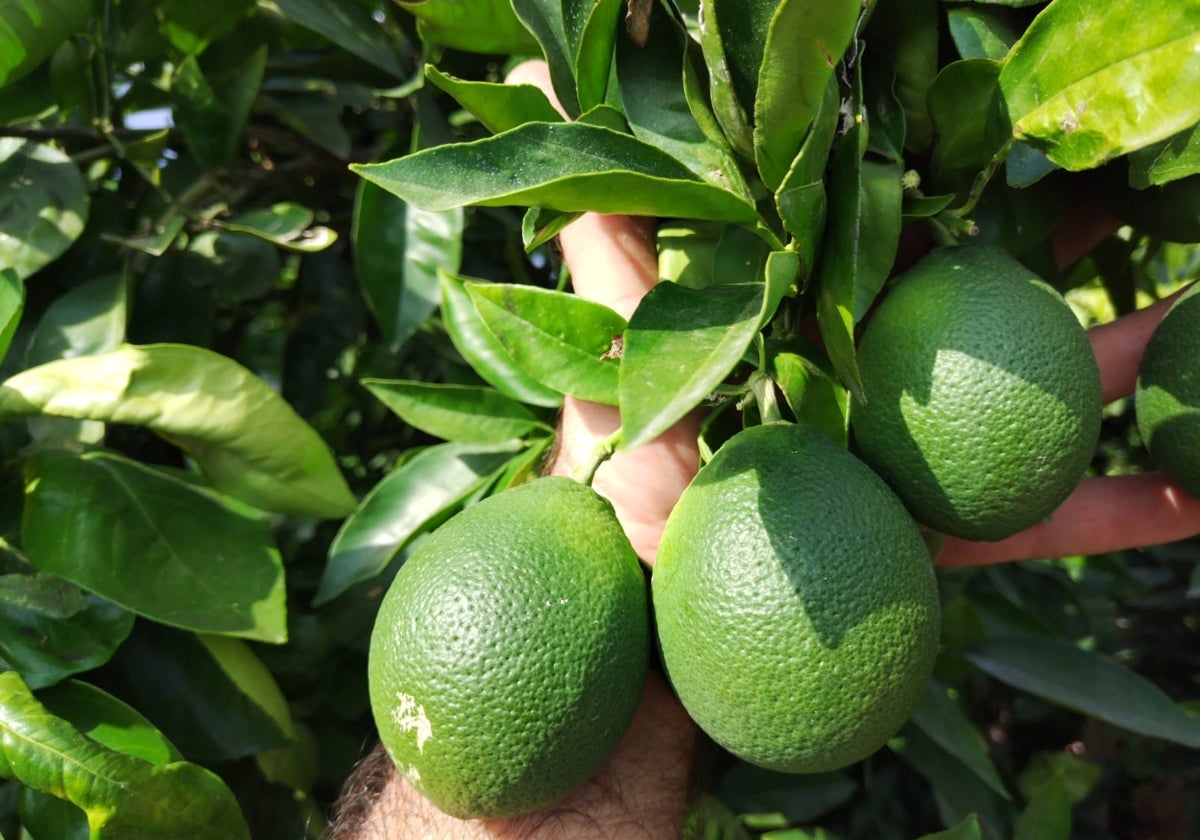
335 60 1200 840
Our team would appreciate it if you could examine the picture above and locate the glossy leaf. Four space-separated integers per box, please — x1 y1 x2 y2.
172 49 266 170
0 573 133 690
1000 0 1200 169
105 627 295 762
695 0 754 157
351 122 757 223
0 139 89 281
563 0 622 112
439 272 561 408
768 343 849 447
1128 124 1200 187
893 724 1014 840
947 6 1026 61
0 343 356 518
619 282 763 450
0 267 23 361
0 671 250 838
316 442 521 603
1012 771 1070 840
363 380 551 444
38 680 183 765
425 66 563 134
24 273 126 367
776 77 839 272
510 0 580 116
753 0 860 189
813 96 903 401
965 637 1200 747
397 0 539 55
928 59 1010 201
466 283 625 405
22 449 288 643
616 2 747 196
218 201 335 252
865 0 940 152
917 815 984 840
911 680 1010 799
354 159 464 352
0 0 90 88
273 0 407 78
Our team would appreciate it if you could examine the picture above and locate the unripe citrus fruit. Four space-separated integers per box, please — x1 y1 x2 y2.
851 244 1102 541
653 423 939 773
1136 282 1200 496
367 476 649 819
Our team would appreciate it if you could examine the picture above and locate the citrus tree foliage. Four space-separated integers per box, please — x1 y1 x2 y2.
0 0 1197 837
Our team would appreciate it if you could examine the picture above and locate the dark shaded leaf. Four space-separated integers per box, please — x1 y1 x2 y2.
274 0 407 78
0 0 90 88
22 450 287 643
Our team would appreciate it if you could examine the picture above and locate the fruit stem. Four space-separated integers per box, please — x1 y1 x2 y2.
573 428 622 487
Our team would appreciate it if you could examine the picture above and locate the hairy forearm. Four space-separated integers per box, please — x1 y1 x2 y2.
329 673 701 839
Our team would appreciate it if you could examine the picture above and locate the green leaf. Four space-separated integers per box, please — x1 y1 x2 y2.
927 59 1010 201
0 139 89 281
37 680 183 765
511 0 580 116
1128 123 1200 187
104 626 295 762
316 442 521 603
350 122 757 223
155 0 254 55
425 66 563 134
0 671 251 838
917 814 984 840
22 449 288 643
0 268 24 362
768 342 849 447
0 343 356 518
893 724 1014 840
910 679 1011 799
439 272 562 408
273 0 407 78
616 2 748 196
965 637 1200 747
354 165 464 352
619 283 763 451
1000 0 1200 169
24 273 126 368
864 0 940 153
363 380 551 444
1012 771 1070 840
102 215 186 258
0 0 90 88
171 48 266 169
753 0 861 189
695 0 755 158
776 77 839 275
0 573 133 689
466 283 625 405
218 201 336 252
563 0 622 112
397 0 539 55
947 6 1026 61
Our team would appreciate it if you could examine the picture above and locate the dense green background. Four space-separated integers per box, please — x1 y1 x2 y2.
0 1 1197 838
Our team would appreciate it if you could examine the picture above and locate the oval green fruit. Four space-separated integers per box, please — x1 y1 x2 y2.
367 476 649 819
851 244 1102 541
653 423 940 773
1136 282 1200 496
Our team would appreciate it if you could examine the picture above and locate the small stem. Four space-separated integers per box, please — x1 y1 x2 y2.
953 137 1014 219
572 428 622 487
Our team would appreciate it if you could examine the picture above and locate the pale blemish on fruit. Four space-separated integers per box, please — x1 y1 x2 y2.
392 691 433 753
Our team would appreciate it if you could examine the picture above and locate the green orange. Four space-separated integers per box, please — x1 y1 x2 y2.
1136 282 1200 496
851 244 1102 541
653 423 940 773
367 476 649 819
